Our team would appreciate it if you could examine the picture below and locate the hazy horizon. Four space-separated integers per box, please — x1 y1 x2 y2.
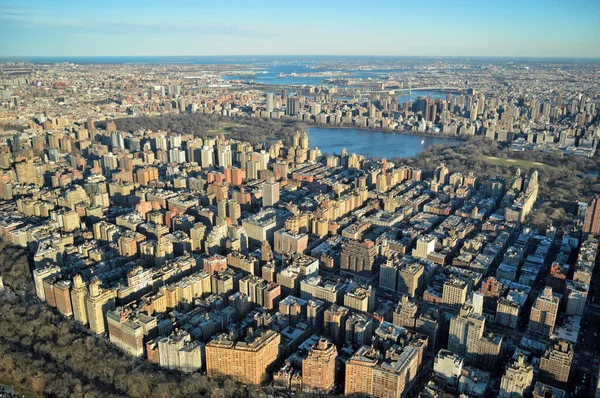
3 55 600 60
2 0 600 58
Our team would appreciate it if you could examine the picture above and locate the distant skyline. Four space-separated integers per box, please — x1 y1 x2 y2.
1 0 600 58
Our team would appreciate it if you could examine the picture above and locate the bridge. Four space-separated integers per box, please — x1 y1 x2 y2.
336 85 465 96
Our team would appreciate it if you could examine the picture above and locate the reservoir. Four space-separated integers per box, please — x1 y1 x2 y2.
306 127 462 159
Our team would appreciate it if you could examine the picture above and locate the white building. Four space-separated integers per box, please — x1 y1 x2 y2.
263 181 280 207
500 352 534 398
433 349 464 389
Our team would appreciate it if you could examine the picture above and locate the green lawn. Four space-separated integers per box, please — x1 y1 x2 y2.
208 121 244 135
483 156 550 169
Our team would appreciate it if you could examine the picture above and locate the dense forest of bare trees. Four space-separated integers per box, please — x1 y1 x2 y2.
0 235 332 397
0 239 275 398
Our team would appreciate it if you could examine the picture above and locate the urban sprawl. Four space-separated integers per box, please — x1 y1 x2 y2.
1 58 600 398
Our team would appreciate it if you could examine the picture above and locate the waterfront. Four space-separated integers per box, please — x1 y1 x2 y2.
306 127 463 159
223 62 414 86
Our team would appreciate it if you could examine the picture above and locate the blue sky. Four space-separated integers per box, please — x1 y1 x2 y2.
1 0 599 57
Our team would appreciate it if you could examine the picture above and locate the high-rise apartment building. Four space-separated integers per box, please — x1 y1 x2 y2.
205 329 280 385
345 345 420 398
448 305 503 371
397 262 424 298
442 278 469 310
393 295 418 329
262 181 280 207
340 239 379 278
85 278 117 335
302 338 337 393
345 312 373 346
300 275 347 305
33 265 61 301
381 258 424 297
324 304 350 345
412 235 436 259
532 382 566 398
274 229 308 254
528 286 560 340
538 340 573 388
107 307 157 357
71 274 88 325
157 330 203 372
499 353 535 398
416 308 441 351
286 96 300 116
433 349 464 390
15 160 40 185
200 145 215 168
344 284 375 313
496 294 521 329
54 280 73 317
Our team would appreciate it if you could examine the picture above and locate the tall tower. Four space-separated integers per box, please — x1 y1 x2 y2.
262 181 280 207
299 130 309 150
302 338 337 393
85 278 116 335
286 96 299 116
528 286 559 339
217 200 227 225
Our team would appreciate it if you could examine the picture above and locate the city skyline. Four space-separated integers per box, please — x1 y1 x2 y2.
1 2 600 397
1 0 600 58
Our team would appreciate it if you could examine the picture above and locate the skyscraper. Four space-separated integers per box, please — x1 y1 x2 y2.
286 96 299 116
266 93 274 113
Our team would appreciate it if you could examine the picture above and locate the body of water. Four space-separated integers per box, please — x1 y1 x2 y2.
222 63 415 86
306 127 462 159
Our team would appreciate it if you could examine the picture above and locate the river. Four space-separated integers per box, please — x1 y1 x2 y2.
306 127 462 159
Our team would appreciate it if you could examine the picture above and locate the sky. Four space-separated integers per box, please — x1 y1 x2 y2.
1 0 599 58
